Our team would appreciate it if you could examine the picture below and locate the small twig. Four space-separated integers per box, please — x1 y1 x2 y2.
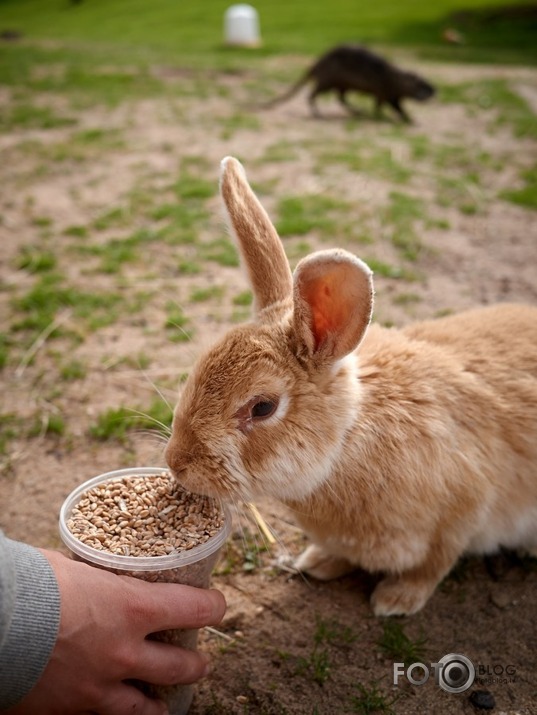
16 309 71 378
204 626 235 642
248 502 276 544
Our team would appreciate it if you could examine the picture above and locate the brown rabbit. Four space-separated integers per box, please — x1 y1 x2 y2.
165 157 537 616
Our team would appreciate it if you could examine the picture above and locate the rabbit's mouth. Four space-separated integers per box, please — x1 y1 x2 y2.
166 443 252 503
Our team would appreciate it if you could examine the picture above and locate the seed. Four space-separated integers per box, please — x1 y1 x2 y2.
67 472 225 559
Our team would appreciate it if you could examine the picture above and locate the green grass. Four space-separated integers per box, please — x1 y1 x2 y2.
16 247 57 274
0 102 77 131
276 194 350 239
11 273 124 336
9 131 126 180
0 413 20 456
28 413 65 438
90 398 172 441
382 191 426 261
200 238 240 267
74 229 160 274
60 359 87 381
349 682 398 714
216 528 271 575
190 285 225 302
0 335 9 371
441 79 537 140
293 616 357 687
0 0 534 65
317 143 412 184
502 165 537 209
233 290 253 307
377 619 427 665
165 302 193 342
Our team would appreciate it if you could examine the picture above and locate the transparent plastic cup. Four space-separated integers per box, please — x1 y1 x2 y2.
59 467 231 715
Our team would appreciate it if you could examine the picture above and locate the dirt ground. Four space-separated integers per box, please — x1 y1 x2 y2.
1 49 537 714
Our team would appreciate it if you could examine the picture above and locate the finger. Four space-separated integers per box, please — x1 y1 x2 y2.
101 683 169 715
135 640 211 685
125 581 226 633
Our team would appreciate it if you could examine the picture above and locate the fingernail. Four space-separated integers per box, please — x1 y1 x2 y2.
202 659 212 678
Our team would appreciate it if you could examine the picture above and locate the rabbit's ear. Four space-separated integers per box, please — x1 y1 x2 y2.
293 250 373 361
220 157 293 318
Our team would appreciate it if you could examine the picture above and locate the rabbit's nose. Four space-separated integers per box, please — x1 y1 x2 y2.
164 442 189 476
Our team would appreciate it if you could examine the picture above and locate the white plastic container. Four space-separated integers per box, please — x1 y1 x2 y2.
59 467 231 715
224 4 261 47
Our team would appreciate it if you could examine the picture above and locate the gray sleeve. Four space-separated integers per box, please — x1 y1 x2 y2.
0 531 61 710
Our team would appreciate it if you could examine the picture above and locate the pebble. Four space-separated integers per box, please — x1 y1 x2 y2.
469 689 496 710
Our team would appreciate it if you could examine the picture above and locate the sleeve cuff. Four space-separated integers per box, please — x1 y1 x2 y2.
0 536 61 710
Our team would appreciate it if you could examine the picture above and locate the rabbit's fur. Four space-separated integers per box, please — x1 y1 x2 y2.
166 157 537 616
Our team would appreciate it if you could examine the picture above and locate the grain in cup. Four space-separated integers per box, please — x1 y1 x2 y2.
59 467 231 715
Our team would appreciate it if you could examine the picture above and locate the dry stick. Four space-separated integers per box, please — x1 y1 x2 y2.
16 309 72 378
204 626 236 642
247 502 276 545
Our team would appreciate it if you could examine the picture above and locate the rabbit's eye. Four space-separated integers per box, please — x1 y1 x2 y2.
251 398 278 420
235 396 282 434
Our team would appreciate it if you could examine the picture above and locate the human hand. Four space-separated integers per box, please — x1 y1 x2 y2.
5 549 226 715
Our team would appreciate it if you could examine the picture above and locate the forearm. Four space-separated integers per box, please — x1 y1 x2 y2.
0 533 60 710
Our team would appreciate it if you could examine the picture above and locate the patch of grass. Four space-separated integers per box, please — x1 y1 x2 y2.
16 247 57 274
93 207 130 231
295 646 331 686
261 140 300 163
28 413 66 438
190 285 225 302
293 616 357 687
0 101 77 131
12 273 123 335
501 165 537 210
276 194 349 238
64 225 89 238
219 112 262 140
0 45 168 107
313 615 357 648
173 172 215 201
60 359 87 381
441 79 537 139
26 128 125 167
0 335 9 370
32 216 53 228
382 191 425 261
200 238 240 267
165 302 193 343
75 229 160 273
435 175 482 215
216 528 270 575
233 290 253 307
285 239 313 260
377 619 427 665
0 413 20 455
349 682 398 714
317 144 412 184
90 398 172 441
392 292 422 305
363 258 412 280
145 169 215 247
177 260 202 275
2 0 533 66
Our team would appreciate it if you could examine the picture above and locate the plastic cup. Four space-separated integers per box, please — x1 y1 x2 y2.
59 467 231 715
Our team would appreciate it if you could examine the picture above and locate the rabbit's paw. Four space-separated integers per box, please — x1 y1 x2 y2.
294 543 355 581
371 575 435 616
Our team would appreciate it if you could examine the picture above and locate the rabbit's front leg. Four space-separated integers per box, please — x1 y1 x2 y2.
294 543 355 580
371 547 458 616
